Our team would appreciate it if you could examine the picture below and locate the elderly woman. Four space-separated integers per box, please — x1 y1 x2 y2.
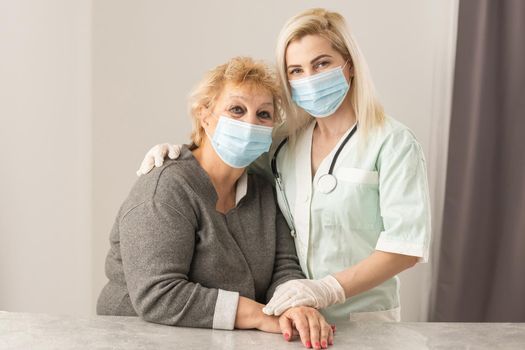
96 57 334 348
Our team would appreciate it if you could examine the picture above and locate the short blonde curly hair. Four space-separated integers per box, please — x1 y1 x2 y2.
188 56 282 146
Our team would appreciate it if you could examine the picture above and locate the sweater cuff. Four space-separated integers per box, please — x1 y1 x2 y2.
212 289 240 330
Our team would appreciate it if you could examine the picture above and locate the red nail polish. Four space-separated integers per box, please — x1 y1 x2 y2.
315 342 320 348
306 341 312 348
284 333 290 340
329 339 334 345
321 340 327 348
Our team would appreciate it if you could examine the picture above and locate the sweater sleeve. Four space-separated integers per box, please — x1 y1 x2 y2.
265 206 305 302
119 200 239 329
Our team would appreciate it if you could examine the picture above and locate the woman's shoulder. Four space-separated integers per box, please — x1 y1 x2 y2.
119 147 203 217
138 159 197 196
370 116 427 169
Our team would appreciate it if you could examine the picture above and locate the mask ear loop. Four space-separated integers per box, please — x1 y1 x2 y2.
342 59 355 85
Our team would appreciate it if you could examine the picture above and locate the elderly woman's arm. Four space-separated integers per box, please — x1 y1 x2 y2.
119 199 278 331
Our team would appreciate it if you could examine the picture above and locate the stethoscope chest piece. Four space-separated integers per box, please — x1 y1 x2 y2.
317 173 337 194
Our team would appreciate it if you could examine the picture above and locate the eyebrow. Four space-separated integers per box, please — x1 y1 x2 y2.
287 54 333 69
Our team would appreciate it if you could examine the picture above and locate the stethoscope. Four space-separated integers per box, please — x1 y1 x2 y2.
271 123 358 236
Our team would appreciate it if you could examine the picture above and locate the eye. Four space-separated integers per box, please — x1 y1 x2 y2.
229 105 245 115
314 60 331 70
288 67 303 76
257 111 272 120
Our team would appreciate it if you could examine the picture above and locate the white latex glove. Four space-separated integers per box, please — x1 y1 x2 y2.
136 143 182 176
263 275 346 316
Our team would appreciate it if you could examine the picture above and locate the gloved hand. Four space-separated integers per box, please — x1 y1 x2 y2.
136 144 182 176
263 275 346 316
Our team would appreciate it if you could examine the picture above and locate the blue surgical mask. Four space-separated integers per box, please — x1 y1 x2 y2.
289 62 350 118
207 116 273 168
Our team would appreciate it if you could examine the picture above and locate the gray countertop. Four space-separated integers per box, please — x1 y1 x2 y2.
0 311 524 349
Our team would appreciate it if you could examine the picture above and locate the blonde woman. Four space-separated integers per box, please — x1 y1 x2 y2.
97 57 335 349
137 8 431 328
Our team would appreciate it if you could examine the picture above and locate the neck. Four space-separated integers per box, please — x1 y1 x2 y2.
192 139 244 197
314 97 357 137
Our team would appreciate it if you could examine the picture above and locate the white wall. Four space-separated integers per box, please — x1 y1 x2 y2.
0 0 92 315
1 0 457 321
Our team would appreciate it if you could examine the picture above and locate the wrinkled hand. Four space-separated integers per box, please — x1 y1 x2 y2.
263 276 346 316
279 306 334 349
136 143 182 176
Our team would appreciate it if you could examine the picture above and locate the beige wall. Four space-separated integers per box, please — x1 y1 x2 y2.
1 0 457 321
0 0 92 315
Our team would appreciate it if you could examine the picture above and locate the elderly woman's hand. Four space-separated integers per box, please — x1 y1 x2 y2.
279 306 334 349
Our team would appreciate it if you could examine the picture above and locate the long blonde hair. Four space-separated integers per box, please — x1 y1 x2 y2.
275 8 385 140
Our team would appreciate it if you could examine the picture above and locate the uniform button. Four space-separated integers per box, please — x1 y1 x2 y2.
303 193 310 202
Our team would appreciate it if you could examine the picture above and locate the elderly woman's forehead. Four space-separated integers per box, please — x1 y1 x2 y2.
219 82 274 101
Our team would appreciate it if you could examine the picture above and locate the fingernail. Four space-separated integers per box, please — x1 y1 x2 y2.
306 341 312 348
314 342 320 348
284 333 290 340
329 339 334 345
321 340 327 348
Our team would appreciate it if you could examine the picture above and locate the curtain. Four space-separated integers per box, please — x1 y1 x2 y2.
432 0 525 321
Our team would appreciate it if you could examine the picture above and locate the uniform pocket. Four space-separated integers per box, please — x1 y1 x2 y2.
317 170 379 231
336 167 379 185
328 167 381 231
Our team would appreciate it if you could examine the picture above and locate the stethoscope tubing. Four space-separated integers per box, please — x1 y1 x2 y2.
271 123 358 234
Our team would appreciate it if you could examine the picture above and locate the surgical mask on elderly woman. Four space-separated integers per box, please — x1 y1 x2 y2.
289 61 350 118
206 116 273 168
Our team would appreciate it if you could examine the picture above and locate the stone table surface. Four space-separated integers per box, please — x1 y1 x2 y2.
1 311 524 349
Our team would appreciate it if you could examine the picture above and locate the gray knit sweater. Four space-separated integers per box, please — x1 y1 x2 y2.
96 145 304 329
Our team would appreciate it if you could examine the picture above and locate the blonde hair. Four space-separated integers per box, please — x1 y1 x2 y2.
275 8 385 140
188 56 282 146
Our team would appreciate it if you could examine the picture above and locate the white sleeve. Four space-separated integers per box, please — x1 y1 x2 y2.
375 130 432 263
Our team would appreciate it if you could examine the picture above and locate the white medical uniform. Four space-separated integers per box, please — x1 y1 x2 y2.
272 116 431 322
